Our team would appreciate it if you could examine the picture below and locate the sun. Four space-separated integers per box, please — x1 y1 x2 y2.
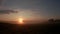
18 18 24 24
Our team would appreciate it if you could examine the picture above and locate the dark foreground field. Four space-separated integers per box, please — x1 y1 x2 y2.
0 20 60 34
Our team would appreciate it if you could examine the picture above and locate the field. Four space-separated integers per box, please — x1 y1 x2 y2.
0 19 60 34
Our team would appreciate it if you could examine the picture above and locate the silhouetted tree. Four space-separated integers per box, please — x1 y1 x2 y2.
55 19 60 24
48 19 55 24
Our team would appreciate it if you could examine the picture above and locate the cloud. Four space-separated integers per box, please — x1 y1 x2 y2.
0 10 18 14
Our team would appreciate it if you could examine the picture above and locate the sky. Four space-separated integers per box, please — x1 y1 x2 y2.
0 0 60 21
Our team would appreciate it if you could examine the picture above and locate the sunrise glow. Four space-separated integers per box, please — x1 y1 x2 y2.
18 18 24 24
